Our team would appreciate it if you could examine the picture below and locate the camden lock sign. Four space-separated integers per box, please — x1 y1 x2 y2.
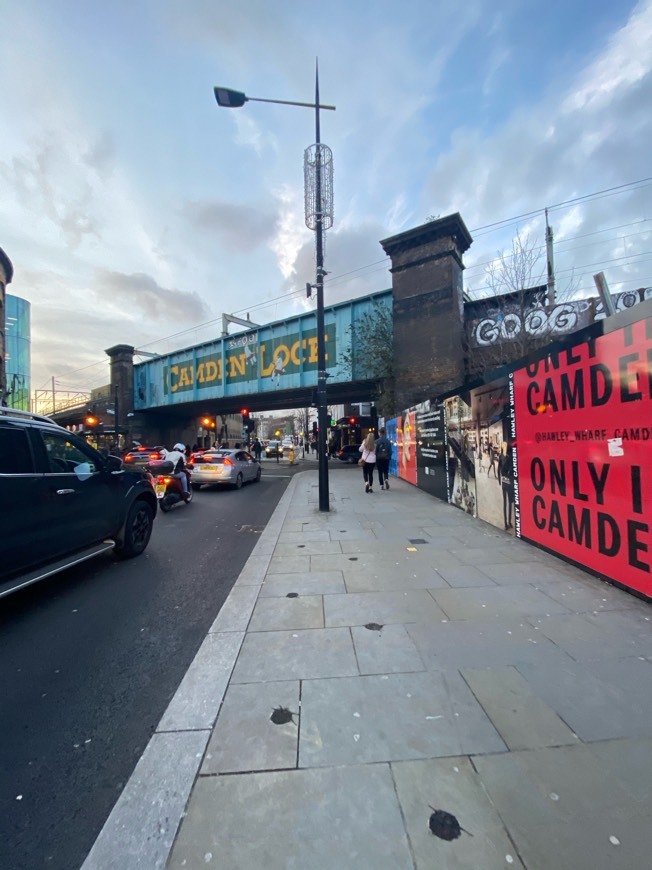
163 326 336 395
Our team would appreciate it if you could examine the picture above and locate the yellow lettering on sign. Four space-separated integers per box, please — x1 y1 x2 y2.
178 366 193 387
305 336 319 363
290 340 301 366
170 365 179 392
260 343 274 376
196 363 205 383
228 353 246 379
205 360 220 382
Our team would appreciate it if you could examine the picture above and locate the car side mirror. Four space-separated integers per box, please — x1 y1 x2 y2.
106 454 123 472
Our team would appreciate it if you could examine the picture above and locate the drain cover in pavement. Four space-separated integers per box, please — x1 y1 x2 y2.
409 538 428 544
286 592 299 598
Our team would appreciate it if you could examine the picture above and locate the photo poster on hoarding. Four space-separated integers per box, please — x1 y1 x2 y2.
385 417 399 477
443 393 477 515
415 400 448 500
467 379 514 534
396 410 417 484
512 315 652 599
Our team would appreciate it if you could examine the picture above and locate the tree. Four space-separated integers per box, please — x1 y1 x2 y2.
340 301 395 417
464 230 580 378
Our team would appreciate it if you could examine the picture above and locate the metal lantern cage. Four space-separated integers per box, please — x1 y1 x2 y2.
304 143 334 231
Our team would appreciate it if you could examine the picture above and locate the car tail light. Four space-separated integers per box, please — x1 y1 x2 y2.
157 475 173 484
149 452 162 460
125 453 134 461
223 457 233 466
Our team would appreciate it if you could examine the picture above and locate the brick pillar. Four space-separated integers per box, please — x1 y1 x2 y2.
105 344 135 440
380 213 472 410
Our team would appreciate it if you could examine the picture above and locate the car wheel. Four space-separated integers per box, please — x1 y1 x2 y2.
255 467 262 482
192 482 203 491
115 499 154 559
234 472 243 489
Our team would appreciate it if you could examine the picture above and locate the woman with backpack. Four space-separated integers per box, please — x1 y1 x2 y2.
359 432 377 493
374 427 392 490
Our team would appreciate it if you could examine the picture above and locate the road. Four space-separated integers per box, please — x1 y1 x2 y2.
0 460 307 870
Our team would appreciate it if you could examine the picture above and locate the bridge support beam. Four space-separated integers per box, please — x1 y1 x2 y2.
381 213 472 411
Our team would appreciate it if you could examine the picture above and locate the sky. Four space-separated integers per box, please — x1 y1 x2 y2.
1 0 651 400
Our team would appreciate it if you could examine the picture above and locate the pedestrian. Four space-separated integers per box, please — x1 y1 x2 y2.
374 427 392 490
359 432 377 493
487 444 498 479
498 441 515 530
252 438 262 461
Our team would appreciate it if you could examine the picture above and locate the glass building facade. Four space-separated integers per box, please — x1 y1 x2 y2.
5 295 31 410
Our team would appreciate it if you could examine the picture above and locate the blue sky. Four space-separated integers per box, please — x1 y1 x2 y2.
1 0 651 395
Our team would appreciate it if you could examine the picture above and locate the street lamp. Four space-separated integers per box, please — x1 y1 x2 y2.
214 65 335 511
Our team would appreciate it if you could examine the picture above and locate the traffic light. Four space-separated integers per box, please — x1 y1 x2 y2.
349 417 356 424
85 414 98 427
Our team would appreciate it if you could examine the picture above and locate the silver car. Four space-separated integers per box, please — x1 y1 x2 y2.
189 449 261 490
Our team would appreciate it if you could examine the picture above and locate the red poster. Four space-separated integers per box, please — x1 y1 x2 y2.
512 316 652 598
397 411 417 485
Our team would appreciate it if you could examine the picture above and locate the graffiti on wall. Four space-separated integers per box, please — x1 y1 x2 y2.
466 287 652 349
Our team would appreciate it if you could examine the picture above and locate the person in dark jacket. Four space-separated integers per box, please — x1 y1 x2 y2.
374 427 392 490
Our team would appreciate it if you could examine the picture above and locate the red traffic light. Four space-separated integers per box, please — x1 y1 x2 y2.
241 408 249 416
349 418 356 424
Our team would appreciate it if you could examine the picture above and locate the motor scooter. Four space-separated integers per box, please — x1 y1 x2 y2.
147 460 193 512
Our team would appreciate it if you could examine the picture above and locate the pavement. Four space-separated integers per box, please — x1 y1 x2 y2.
83 464 652 870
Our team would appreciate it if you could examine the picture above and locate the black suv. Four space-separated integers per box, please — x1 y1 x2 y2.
0 408 157 598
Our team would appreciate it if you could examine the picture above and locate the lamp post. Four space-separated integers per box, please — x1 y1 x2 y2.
214 66 335 511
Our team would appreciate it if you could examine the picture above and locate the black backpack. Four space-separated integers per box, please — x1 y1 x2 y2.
376 440 390 460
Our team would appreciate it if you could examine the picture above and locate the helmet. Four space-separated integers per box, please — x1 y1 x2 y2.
173 443 185 452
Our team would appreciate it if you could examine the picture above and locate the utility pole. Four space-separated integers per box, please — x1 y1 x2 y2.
52 376 56 414
545 208 556 306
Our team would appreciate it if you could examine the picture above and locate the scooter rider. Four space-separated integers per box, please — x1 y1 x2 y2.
161 442 191 501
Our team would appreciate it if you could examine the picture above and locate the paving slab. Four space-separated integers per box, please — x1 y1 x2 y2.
461 665 579 750
537 578 643 612
474 743 652 870
258 571 346 597
351 623 426 674
435 564 498 588
391 757 524 869
277 530 331 543
299 671 505 766
343 566 449 592
517 657 652 741
230 627 359 683
167 764 414 870
208 586 259 633
273 540 343 556
266 554 311 574
201 680 300 774
430 585 571 621
477 561 580 585
248 594 324 631
406 618 574 671
324 589 448 627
